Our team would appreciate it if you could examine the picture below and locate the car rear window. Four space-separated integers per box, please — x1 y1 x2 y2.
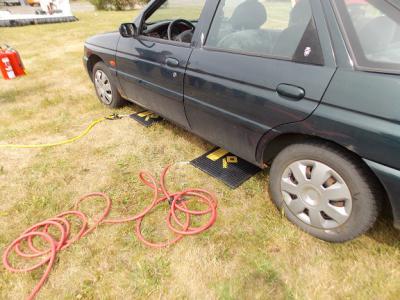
335 0 400 73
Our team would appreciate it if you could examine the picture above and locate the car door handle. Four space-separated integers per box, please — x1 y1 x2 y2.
165 57 179 68
277 84 305 100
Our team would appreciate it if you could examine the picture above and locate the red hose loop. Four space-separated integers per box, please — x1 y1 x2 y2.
14 219 67 258
134 196 191 249
139 170 163 193
54 211 88 249
28 217 70 254
173 190 217 215
159 164 173 198
2 165 218 299
167 191 218 236
73 192 112 237
2 231 57 300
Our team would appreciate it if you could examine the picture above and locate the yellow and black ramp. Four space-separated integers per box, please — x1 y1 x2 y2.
129 110 163 127
191 148 261 189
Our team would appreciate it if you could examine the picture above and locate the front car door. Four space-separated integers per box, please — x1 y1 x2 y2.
184 0 337 164
116 0 207 129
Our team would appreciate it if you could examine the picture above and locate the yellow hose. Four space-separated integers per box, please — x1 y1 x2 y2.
0 114 124 149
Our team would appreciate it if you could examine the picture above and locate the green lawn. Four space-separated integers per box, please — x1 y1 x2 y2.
0 7 400 300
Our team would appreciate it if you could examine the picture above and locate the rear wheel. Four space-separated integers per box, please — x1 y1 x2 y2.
269 141 380 242
92 61 126 108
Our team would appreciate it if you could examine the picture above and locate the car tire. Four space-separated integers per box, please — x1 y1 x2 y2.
269 141 381 242
92 61 126 108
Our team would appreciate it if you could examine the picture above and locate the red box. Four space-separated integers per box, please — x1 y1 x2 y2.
0 51 16 80
0 46 25 80
6 48 25 77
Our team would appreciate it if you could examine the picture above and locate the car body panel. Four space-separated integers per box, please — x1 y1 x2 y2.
183 0 336 163
86 32 120 51
310 0 337 67
184 49 336 163
84 32 120 81
364 159 400 230
255 68 400 226
112 0 216 129
316 70 400 170
83 45 117 79
321 0 354 69
116 37 192 128
259 70 400 165
83 0 400 229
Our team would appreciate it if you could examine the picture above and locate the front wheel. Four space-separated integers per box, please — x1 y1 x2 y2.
269 141 381 242
92 61 126 108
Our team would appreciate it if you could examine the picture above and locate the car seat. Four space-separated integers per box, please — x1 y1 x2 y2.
229 0 267 31
217 0 272 53
272 0 312 59
358 16 397 55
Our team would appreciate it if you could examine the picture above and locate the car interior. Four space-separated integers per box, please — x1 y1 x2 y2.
211 0 313 58
140 0 400 65
142 19 198 43
347 3 400 64
142 0 314 60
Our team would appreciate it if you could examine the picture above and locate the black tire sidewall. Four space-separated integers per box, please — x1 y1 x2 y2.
92 62 124 108
269 142 379 242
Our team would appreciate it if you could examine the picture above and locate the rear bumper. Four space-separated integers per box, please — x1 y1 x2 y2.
364 159 400 230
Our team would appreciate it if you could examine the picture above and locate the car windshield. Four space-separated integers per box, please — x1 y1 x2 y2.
146 0 205 24
337 0 400 71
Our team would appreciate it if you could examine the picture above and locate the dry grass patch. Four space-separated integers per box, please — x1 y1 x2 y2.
1 5 400 300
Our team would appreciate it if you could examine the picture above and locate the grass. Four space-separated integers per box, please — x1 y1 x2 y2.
1 4 400 300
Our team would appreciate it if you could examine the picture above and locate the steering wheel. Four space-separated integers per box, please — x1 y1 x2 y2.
167 19 195 41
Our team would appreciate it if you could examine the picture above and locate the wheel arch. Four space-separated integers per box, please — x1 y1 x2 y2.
261 132 392 219
87 54 103 80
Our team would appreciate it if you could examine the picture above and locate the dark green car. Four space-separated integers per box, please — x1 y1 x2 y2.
84 0 400 242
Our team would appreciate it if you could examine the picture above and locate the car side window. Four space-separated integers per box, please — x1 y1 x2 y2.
206 0 324 65
336 0 400 72
141 0 206 43
146 0 205 24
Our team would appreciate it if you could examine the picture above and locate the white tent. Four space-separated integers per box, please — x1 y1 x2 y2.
0 0 76 27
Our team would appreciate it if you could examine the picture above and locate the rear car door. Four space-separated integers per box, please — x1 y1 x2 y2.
184 0 337 164
116 0 207 129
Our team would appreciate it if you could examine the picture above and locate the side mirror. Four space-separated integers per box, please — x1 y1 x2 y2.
119 23 137 38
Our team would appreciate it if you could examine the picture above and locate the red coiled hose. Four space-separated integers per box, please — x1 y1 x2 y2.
2 164 217 300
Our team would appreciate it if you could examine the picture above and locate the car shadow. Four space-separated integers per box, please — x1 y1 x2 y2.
125 101 213 153
367 215 400 247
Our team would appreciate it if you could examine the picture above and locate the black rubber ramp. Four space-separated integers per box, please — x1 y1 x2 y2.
191 148 261 189
129 111 163 127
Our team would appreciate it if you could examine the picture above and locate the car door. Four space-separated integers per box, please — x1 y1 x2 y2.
184 0 337 164
116 0 208 129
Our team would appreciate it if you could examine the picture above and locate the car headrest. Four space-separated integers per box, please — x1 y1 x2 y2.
359 16 397 53
230 0 267 30
289 0 312 27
